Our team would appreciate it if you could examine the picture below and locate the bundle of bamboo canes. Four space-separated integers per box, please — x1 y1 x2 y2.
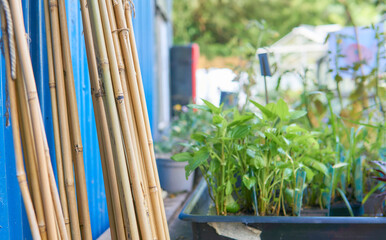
1 0 92 239
1 0 69 239
2 0 169 238
79 0 170 239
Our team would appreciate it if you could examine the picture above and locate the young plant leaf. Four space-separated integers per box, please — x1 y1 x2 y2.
185 148 209 178
171 152 192 162
289 110 307 120
188 104 210 112
250 100 276 120
226 195 240 213
191 132 208 142
276 99 290 120
229 125 250 139
304 158 329 177
202 99 221 114
213 115 224 125
226 180 233 196
242 175 256 190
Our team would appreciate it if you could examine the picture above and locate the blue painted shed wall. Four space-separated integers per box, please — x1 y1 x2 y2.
0 0 155 239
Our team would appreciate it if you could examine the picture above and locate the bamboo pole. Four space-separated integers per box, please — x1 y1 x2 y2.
124 4 169 238
0 6 41 239
42 0 71 237
86 0 142 239
79 0 126 238
104 1 157 239
15 58 48 240
113 2 167 239
45 0 81 238
56 1 93 238
8 0 58 238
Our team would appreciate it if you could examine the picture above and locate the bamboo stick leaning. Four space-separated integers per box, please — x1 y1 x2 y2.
4 0 66 238
124 3 170 238
44 0 82 238
0 5 40 239
42 0 71 237
56 1 92 238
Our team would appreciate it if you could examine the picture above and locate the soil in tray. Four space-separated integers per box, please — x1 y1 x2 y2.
329 201 364 216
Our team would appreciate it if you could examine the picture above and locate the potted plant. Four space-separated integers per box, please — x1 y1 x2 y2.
155 105 210 193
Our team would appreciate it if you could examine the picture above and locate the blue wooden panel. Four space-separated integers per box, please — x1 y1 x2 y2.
133 0 155 133
0 0 155 239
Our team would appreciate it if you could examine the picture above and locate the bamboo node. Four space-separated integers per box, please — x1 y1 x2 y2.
98 58 109 67
95 89 105 98
38 223 47 232
16 173 27 184
48 0 58 8
75 145 83 153
65 179 75 187
49 82 56 88
112 0 119 6
116 95 124 103
27 91 38 101
149 186 158 193
118 65 125 73
112 27 130 34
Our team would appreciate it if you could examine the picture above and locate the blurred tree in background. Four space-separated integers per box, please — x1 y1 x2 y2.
173 0 385 59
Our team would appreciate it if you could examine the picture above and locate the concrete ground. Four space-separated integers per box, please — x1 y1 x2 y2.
97 191 193 240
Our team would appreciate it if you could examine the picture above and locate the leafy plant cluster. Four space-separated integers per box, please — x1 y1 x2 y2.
155 105 211 157
173 99 337 216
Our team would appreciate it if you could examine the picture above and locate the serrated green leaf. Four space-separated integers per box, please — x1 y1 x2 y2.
213 115 223 124
250 100 276 120
265 131 287 149
228 114 254 127
252 155 266 168
229 125 250 138
202 99 221 114
184 148 209 178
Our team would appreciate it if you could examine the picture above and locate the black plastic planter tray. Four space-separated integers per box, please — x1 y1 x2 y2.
179 181 386 240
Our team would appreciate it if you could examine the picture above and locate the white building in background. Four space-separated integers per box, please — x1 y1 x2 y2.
258 24 342 92
194 25 343 107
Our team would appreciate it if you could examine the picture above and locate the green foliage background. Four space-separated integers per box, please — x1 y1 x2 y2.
173 0 385 58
